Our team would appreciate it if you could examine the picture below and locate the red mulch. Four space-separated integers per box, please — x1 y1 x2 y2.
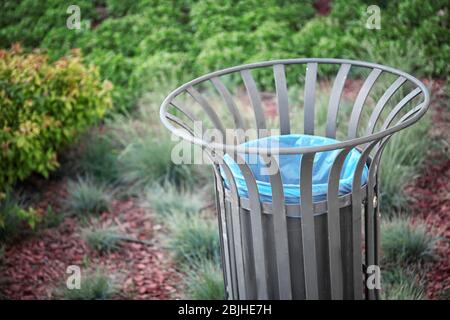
407 159 450 299
0 180 181 300
404 80 450 299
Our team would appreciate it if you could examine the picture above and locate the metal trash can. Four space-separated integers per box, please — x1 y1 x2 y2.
160 58 430 300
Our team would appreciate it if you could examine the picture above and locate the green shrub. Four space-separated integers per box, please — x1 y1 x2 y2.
76 14 148 57
382 267 424 300
329 0 449 76
167 214 220 265
0 0 97 48
197 31 258 73
0 192 40 242
190 0 314 40
40 24 92 62
362 39 428 75
291 16 361 60
0 46 112 190
106 0 141 17
65 177 111 216
40 205 64 229
84 49 140 113
82 226 122 254
132 52 195 94
137 26 190 56
185 260 225 300
59 270 117 300
381 217 434 265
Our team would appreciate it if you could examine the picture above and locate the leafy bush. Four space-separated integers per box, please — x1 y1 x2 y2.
329 0 449 76
0 46 112 190
185 260 225 300
84 50 139 113
77 14 149 57
65 177 111 216
106 0 142 17
0 0 97 48
381 217 434 265
190 0 314 40
2 0 446 117
132 52 195 94
40 205 64 229
0 192 40 242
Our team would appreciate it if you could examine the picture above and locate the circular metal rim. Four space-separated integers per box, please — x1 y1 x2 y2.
160 58 430 155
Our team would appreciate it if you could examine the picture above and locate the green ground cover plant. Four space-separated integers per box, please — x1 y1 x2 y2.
381 217 435 265
184 260 225 300
82 225 123 254
382 266 424 300
167 212 220 265
0 192 40 242
65 177 111 216
57 269 117 300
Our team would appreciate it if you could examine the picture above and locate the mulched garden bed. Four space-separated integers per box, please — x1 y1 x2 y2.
406 80 449 299
0 179 181 300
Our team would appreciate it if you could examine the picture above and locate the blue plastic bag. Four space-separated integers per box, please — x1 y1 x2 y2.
220 134 368 203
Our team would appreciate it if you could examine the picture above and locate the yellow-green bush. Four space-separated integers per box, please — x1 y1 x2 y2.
0 45 112 190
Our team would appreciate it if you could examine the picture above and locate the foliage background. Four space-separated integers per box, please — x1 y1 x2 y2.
1 0 447 114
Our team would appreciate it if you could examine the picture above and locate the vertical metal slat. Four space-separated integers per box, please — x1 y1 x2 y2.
273 64 290 135
351 140 378 299
380 88 422 131
187 86 226 136
365 76 406 135
347 68 382 138
299 153 319 299
211 163 233 299
210 76 246 135
241 69 268 137
327 148 352 299
326 64 351 138
220 162 247 299
235 154 269 299
304 62 318 135
263 155 292 299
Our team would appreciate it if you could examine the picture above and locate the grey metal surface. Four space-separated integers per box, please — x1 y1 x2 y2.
299 153 319 299
303 62 318 135
327 148 352 299
326 63 351 138
235 154 269 299
273 64 290 135
159 58 430 300
241 69 267 137
263 155 292 299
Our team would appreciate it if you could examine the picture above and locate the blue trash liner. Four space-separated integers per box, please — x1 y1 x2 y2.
220 134 369 203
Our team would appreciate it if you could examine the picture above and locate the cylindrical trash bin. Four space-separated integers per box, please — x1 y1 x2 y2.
160 58 430 300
